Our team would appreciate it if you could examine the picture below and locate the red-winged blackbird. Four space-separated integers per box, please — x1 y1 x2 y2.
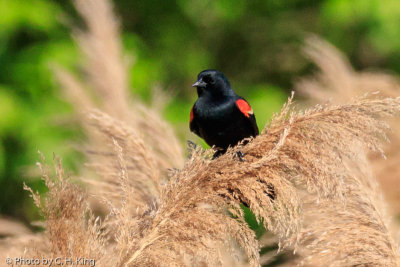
190 69 259 157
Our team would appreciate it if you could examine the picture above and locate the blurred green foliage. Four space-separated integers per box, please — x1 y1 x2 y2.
1 0 400 223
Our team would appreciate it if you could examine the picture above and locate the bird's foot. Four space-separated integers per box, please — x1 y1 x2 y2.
235 151 245 162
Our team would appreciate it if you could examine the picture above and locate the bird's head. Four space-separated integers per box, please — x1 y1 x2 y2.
192 69 232 98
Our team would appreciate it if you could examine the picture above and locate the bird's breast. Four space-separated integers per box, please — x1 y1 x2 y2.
194 99 234 122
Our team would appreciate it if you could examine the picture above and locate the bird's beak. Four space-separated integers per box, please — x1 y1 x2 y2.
192 79 206 88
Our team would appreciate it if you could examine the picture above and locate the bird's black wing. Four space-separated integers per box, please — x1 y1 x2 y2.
235 98 259 136
189 105 200 136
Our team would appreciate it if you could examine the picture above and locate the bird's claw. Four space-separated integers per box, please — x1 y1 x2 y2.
235 151 245 162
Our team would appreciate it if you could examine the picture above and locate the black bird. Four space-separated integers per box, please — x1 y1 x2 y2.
190 69 259 158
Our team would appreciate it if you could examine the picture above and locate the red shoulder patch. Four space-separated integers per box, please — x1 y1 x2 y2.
235 99 253 118
190 107 194 122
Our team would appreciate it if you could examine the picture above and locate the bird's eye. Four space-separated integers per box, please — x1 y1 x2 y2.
203 75 214 84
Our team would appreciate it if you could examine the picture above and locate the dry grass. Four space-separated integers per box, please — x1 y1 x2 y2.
17 92 400 266
53 0 184 211
283 36 400 267
285 151 399 266
23 155 111 265
2 1 400 266
296 36 400 213
120 92 400 266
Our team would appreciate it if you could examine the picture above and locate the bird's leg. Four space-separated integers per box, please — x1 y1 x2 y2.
235 151 245 162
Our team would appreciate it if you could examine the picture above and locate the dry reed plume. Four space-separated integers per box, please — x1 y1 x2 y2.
120 93 400 266
296 36 400 213
23 155 112 265
281 36 400 266
54 0 184 211
19 93 400 266
2 1 400 266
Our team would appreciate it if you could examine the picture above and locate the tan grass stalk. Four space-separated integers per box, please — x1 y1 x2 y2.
14 1 400 266
86 110 161 212
88 93 400 266
53 0 184 211
73 0 130 117
283 149 400 266
288 36 400 266
297 36 400 103
69 0 184 170
23 65 400 267
296 191 399 266
22 155 113 266
296 36 400 213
